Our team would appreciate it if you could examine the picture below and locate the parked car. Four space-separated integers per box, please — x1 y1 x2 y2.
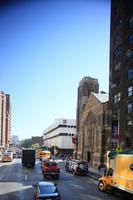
42 160 60 179
33 181 61 200
65 159 88 175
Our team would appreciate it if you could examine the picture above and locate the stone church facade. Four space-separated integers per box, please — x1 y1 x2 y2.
80 93 111 167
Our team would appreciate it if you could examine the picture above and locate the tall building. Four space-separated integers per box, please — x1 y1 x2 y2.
109 0 133 149
0 92 11 149
76 76 99 158
43 118 76 155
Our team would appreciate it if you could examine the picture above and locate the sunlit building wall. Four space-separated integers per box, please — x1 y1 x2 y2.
0 91 11 149
43 118 76 154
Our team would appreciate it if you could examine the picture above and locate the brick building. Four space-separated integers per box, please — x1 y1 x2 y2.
0 91 12 150
109 0 133 149
80 93 110 167
31 136 43 146
76 76 99 158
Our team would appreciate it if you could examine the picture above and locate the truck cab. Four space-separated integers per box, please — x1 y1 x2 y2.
98 168 114 192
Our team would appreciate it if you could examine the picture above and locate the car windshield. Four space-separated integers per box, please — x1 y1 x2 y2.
39 186 57 194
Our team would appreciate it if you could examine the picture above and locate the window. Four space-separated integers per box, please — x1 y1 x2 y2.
114 92 121 102
113 45 122 59
126 48 133 59
128 86 133 96
114 16 122 29
114 94 117 103
128 67 133 80
114 77 120 86
128 33 133 44
114 61 121 71
129 16 133 29
126 137 131 148
127 120 132 126
118 92 120 101
127 103 132 113
114 31 122 45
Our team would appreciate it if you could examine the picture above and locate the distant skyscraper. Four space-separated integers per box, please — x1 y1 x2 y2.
109 0 133 148
76 76 99 158
0 91 11 149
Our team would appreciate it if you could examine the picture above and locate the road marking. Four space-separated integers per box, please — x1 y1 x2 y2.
25 174 28 181
0 175 3 180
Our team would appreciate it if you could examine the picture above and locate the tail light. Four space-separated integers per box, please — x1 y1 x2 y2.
55 196 61 200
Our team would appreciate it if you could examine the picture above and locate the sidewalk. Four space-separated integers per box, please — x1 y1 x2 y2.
87 164 103 181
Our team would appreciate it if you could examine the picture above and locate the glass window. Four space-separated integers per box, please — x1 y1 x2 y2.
126 137 131 148
128 67 133 80
118 92 121 101
126 49 133 59
114 61 121 71
128 86 133 96
113 45 122 59
114 94 117 103
39 185 57 194
114 31 122 45
114 16 122 29
127 103 132 113
114 77 120 86
128 33 133 44
127 120 132 126
129 16 133 29
114 92 121 102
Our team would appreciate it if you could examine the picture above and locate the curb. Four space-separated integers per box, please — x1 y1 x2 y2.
87 172 100 181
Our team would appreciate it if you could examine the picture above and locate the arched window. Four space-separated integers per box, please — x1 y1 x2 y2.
129 16 133 29
128 67 133 80
126 49 133 59
128 33 133 44
113 45 122 59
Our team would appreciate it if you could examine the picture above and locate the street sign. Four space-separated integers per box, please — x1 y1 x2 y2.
116 146 122 153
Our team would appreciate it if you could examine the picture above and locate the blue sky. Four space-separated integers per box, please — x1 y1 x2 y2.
0 0 111 140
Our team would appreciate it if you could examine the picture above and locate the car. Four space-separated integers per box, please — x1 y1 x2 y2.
65 159 88 175
33 181 61 200
42 160 60 179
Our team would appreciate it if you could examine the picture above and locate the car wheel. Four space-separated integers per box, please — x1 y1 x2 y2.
98 181 105 192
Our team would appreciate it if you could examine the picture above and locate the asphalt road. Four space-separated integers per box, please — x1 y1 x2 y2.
0 159 130 200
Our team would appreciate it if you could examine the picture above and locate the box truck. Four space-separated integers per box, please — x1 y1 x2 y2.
98 154 133 195
22 149 36 167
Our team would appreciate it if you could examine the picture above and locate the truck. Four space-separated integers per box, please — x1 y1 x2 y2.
42 160 60 179
22 149 36 167
98 153 133 196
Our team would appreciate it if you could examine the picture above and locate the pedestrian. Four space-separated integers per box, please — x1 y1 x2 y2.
98 164 101 172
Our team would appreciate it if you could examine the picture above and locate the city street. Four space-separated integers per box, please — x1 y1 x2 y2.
0 159 126 200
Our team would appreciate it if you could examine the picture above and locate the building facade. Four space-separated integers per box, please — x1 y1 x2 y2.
80 93 110 167
43 118 76 155
0 92 12 150
109 0 133 149
76 76 99 158
31 136 43 146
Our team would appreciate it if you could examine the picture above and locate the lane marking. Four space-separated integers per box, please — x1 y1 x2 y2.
25 174 28 181
0 175 3 180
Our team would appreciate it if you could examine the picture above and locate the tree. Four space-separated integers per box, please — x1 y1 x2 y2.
22 139 31 148
31 143 39 150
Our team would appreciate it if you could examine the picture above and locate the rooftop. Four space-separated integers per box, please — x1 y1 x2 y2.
92 92 108 103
